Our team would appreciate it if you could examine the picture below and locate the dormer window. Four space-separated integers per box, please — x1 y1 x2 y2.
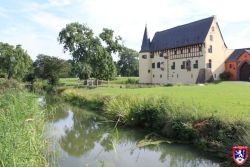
150 54 154 58
174 50 177 55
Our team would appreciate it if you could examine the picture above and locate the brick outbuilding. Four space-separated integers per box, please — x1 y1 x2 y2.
225 48 250 81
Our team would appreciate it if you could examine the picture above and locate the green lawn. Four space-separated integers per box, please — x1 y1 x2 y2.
63 81 250 124
59 78 81 86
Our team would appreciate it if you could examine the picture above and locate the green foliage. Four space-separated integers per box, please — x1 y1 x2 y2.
74 62 92 80
219 71 231 80
117 47 139 77
0 79 22 90
99 28 123 54
61 82 250 160
59 60 73 78
58 23 121 80
0 42 32 80
34 54 68 85
0 87 47 166
126 78 139 84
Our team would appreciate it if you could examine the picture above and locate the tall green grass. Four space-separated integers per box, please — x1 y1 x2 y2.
103 95 249 161
0 88 48 167
62 86 250 161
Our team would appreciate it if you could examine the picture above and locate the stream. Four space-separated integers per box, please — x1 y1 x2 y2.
43 96 221 167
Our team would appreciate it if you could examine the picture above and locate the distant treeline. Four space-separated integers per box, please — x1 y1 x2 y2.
0 24 139 84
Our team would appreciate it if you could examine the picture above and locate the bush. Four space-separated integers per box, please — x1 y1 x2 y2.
0 79 22 90
219 72 231 80
126 78 139 84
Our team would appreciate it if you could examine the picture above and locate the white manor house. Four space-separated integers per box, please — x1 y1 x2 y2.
139 16 234 84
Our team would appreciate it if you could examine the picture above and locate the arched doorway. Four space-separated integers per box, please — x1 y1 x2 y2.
239 62 250 81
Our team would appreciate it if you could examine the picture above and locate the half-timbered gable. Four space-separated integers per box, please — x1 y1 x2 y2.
139 16 235 84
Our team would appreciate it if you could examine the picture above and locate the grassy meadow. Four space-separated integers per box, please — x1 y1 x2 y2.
60 77 250 162
62 81 250 124
0 80 48 167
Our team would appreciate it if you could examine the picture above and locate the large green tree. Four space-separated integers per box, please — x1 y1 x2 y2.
0 43 32 79
117 47 139 76
33 54 67 85
58 23 122 80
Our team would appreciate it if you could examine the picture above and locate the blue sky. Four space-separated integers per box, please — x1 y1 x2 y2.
0 0 250 60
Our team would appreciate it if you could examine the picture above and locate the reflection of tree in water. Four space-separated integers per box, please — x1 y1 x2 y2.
59 109 106 157
54 105 218 166
45 95 69 122
140 143 219 166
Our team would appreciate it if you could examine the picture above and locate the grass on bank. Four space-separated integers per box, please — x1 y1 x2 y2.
0 81 48 167
59 77 139 87
63 81 250 125
62 80 250 162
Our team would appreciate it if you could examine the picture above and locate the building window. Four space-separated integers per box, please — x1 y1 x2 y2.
153 74 155 78
208 59 212 68
160 51 163 57
157 62 160 68
181 61 186 69
199 46 202 52
177 74 178 78
229 64 232 68
188 48 191 53
171 62 175 70
181 49 183 54
152 63 155 68
193 60 198 69
142 55 147 59
160 74 162 78
208 45 212 53
186 60 191 71
191 74 193 78
148 69 150 73
210 35 213 41
214 74 216 78
150 54 154 58
174 50 177 55
212 26 215 31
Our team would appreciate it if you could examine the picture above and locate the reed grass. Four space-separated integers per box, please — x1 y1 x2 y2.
62 84 250 161
0 88 48 167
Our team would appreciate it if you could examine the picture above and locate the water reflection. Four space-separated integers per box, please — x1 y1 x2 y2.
46 98 221 167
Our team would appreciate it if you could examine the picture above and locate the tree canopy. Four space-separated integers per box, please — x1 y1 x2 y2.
33 54 69 85
0 42 32 80
117 47 139 76
58 23 123 80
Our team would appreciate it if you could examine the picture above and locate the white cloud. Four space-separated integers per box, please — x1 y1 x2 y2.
1 0 250 60
48 0 71 6
29 11 70 32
